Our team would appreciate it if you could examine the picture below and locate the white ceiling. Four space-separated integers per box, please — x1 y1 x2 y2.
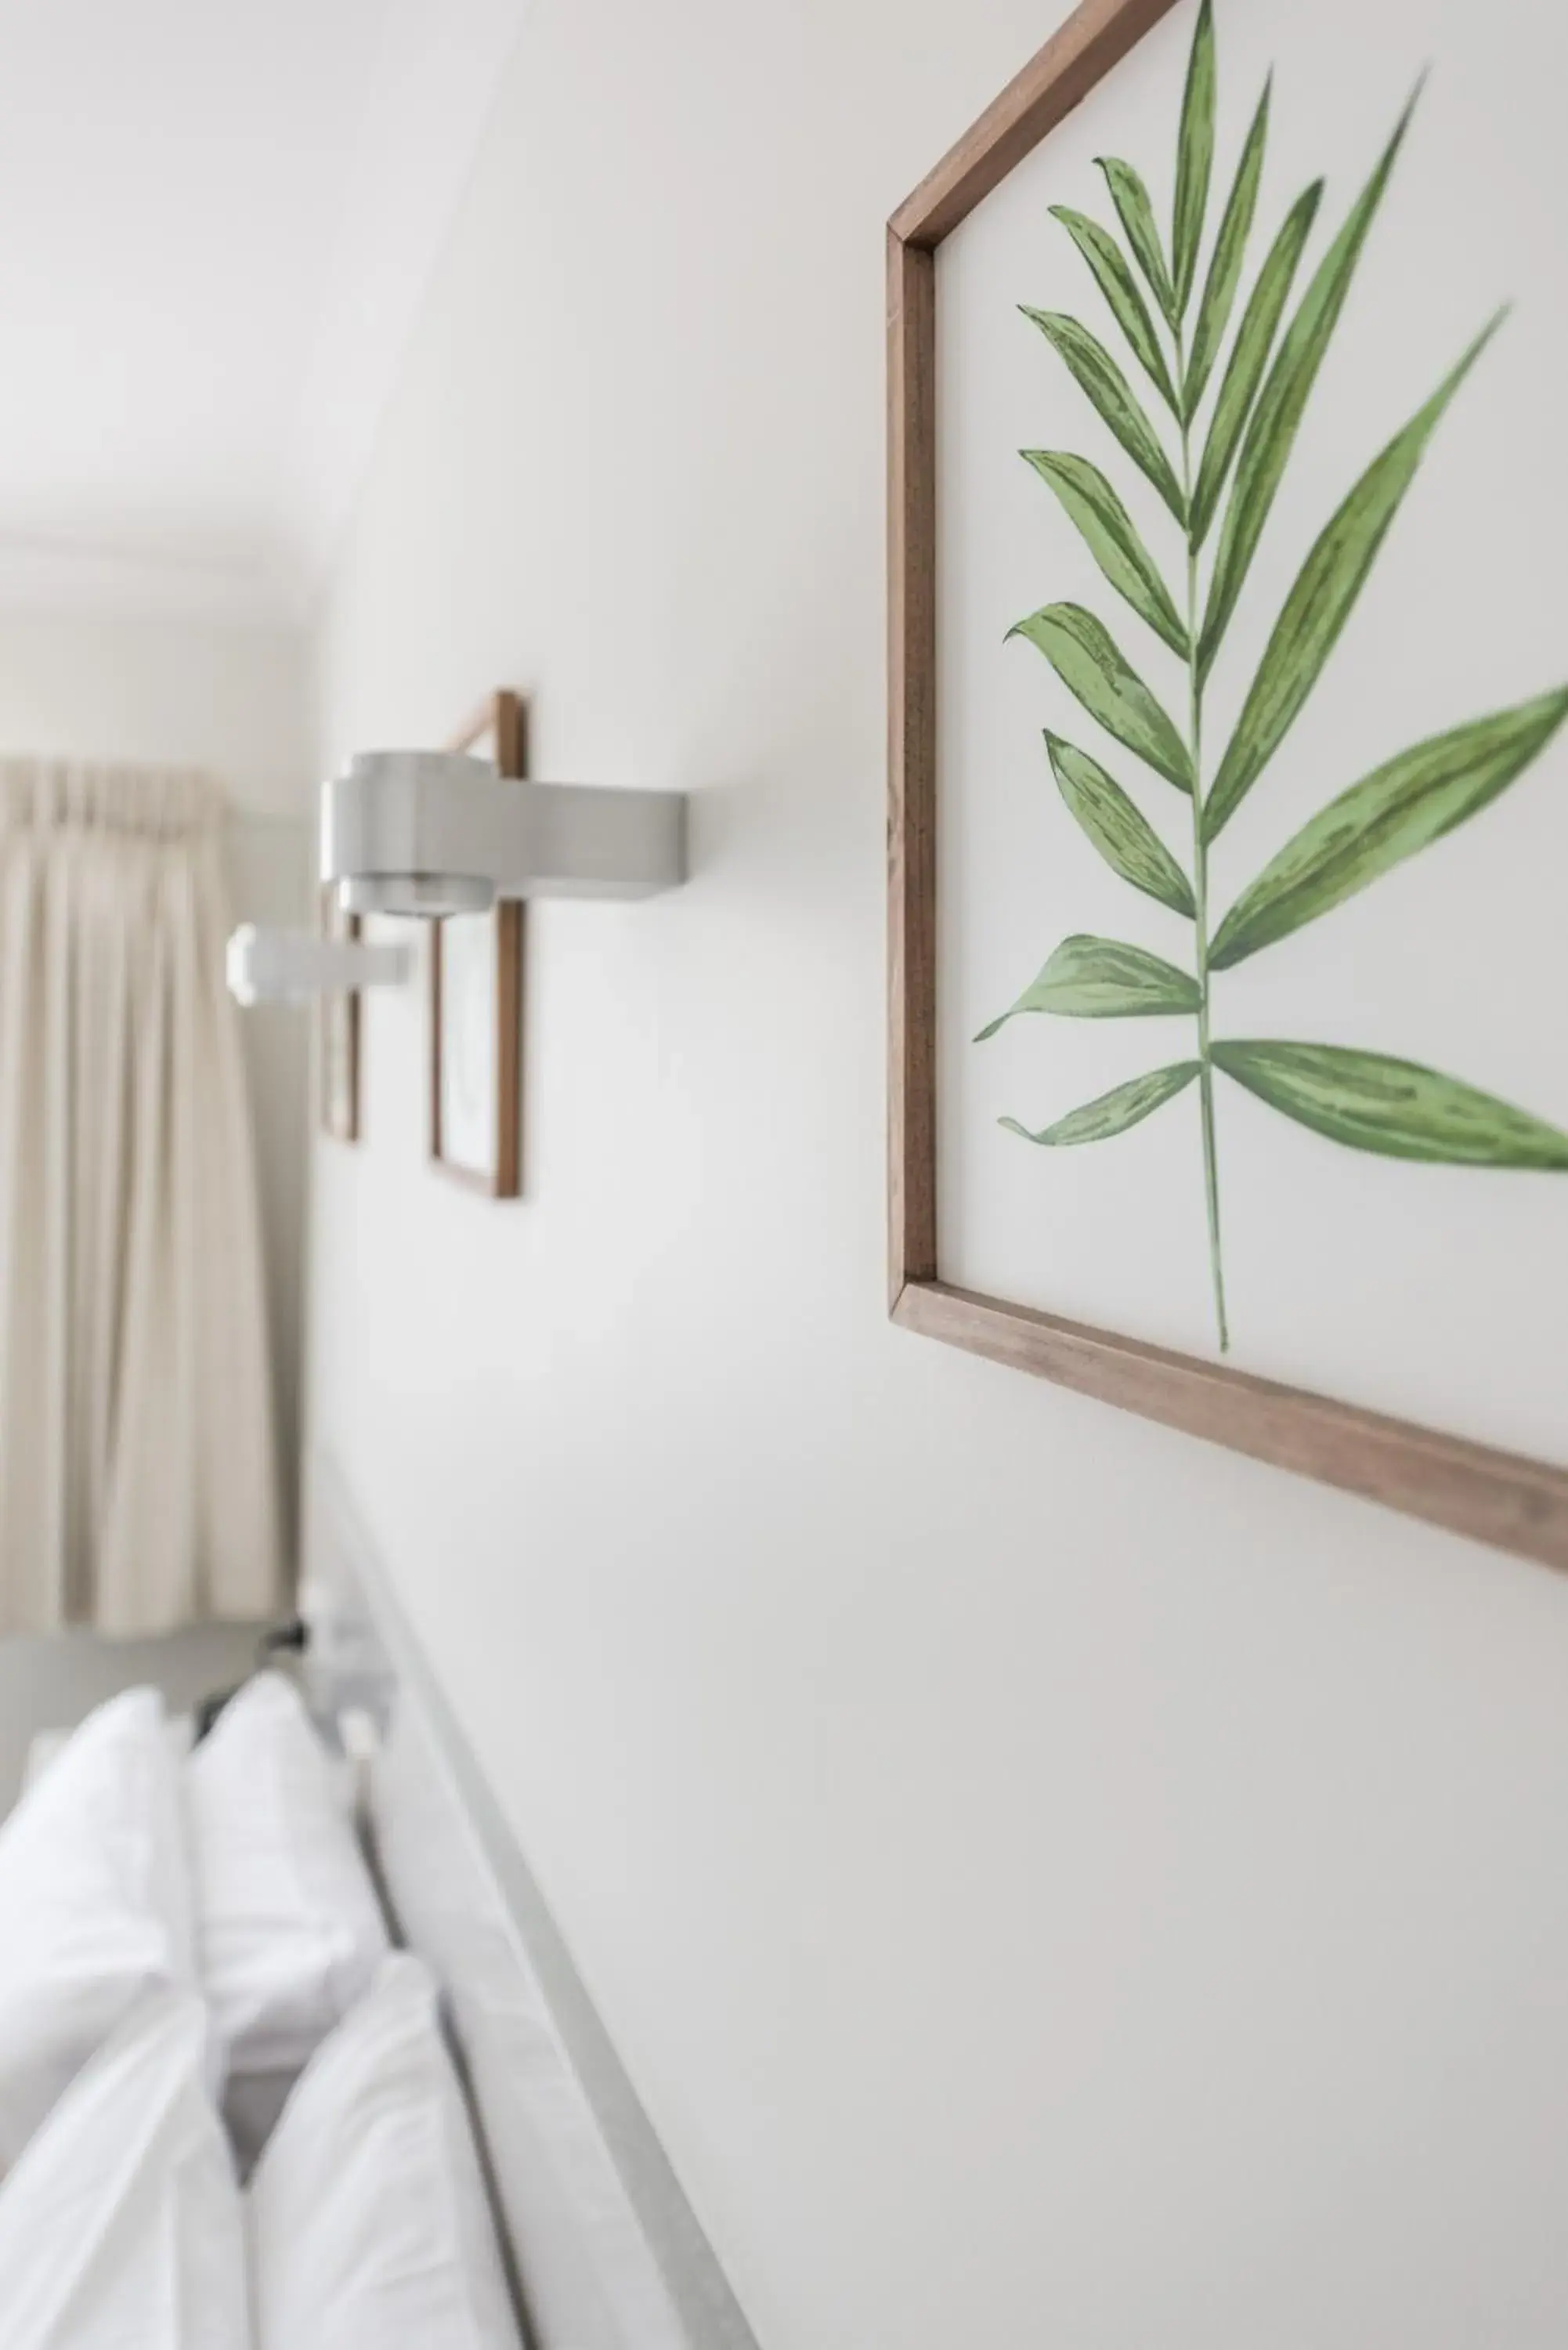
0 0 533 622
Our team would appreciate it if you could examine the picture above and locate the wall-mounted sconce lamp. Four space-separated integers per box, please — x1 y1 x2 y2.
226 923 414 1007
319 751 686 917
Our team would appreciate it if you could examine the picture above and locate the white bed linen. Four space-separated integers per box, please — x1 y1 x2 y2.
0 1989 249 2348
23 1709 194 1793
187 1671 388 2079
0 1687 196 2170
248 1951 517 2348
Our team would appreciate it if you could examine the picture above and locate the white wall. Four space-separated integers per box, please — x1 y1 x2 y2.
305 4 1568 2347
0 602 304 809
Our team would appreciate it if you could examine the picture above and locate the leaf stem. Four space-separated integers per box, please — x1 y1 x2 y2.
1176 334 1230 1351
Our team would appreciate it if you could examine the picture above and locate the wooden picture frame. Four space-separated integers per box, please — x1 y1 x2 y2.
429 689 526 1198
886 0 1568 1573
319 885 361 1144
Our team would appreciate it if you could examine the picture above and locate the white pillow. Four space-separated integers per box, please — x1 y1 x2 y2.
0 1685 195 2170
248 1953 516 2348
23 1708 194 1794
186 1671 388 2077
0 1988 249 2348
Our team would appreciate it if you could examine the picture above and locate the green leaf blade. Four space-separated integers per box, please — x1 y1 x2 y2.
1049 206 1180 412
1097 157 1177 327
1009 603 1194 792
1021 309 1187 523
1172 0 1216 318
1209 685 1568 967
1046 732 1195 915
1205 313 1505 841
1021 451 1187 656
1212 1040 1568 1167
976 936 1200 1037
1199 88 1421 677
1002 1061 1201 1146
1185 75 1270 418
1190 181 1323 547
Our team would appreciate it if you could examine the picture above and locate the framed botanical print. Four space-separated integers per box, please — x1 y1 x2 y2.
429 689 526 1197
888 0 1568 1568
318 886 360 1144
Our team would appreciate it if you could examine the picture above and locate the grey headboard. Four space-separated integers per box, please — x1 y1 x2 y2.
301 1455 761 2350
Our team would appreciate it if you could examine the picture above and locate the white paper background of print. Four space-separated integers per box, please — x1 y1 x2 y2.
936 0 1568 1462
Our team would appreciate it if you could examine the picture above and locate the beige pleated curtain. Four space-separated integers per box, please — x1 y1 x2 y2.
0 760 282 1635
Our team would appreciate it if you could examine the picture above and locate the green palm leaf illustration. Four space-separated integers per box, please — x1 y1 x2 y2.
1204 311 1506 841
1096 157 1177 327
1021 309 1187 520
1171 0 1216 316
1209 687 1568 967
1190 180 1323 547
1003 1062 1202 1146
992 0 1566 1353
1212 1042 1568 1167
1184 74 1270 418
1198 86 1421 678
1049 206 1180 412
1021 451 1187 655
1008 604 1193 790
1046 732 1196 915
976 937 1200 1036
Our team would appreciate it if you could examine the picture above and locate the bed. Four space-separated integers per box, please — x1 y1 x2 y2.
296 1453 761 2350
